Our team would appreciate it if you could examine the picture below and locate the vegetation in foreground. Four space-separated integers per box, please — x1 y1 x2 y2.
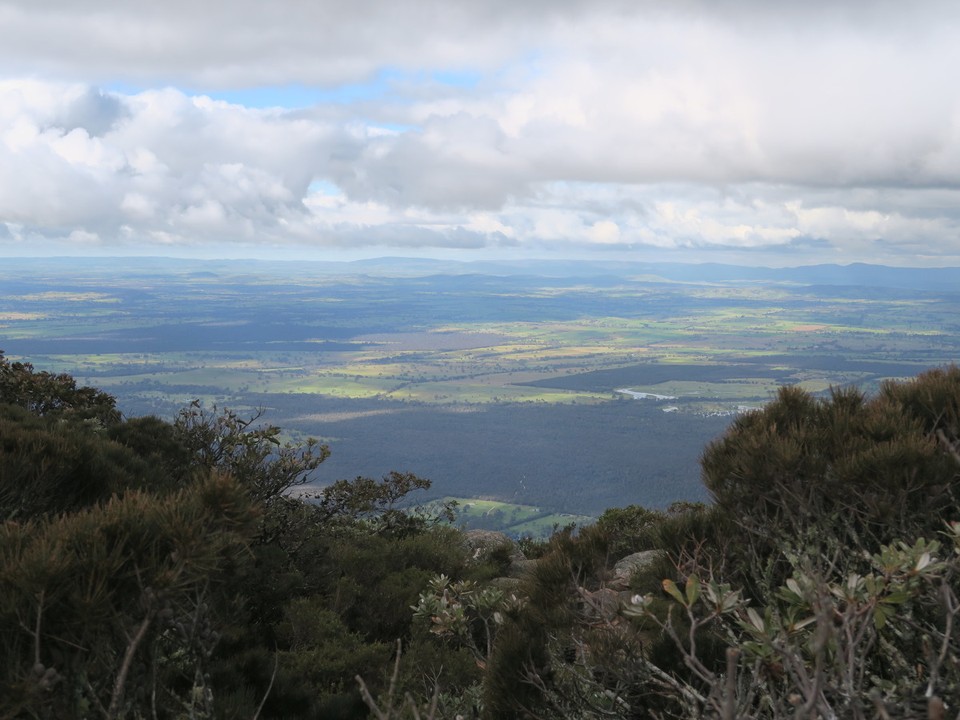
2 350 960 718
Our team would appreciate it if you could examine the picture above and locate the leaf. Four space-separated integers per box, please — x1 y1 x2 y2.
721 590 742 613
745 607 764 632
790 615 817 633
883 589 911 606
873 603 895 630
685 575 701 606
662 579 685 605
846 573 863 595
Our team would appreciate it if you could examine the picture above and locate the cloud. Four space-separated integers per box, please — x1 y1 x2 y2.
0 1 550 87
0 83 320 240
331 112 531 210
2 2 960 263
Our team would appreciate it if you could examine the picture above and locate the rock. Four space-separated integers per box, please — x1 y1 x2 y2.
613 550 666 587
507 558 540 579
488 576 524 594
579 586 621 621
462 530 525 566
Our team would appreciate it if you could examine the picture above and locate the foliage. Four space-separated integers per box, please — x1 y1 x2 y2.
174 401 330 511
413 574 525 667
702 377 960 561
477 368 960 719
172 414 471 718
0 350 120 425
624 527 960 718
6 356 960 719
0 404 163 520
0 357 478 719
0 474 256 719
594 501 716 561
594 504 665 557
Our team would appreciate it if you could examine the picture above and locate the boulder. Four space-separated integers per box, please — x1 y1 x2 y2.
506 558 540 579
462 529 525 566
612 550 666 587
488 576 524 594
578 586 621 621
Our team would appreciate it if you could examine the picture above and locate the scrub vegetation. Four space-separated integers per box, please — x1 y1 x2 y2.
3 351 960 718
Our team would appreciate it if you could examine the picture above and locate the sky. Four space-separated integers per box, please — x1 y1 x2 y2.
2 1 960 266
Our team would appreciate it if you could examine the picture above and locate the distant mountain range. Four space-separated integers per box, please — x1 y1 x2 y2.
348 258 960 291
5 256 960 292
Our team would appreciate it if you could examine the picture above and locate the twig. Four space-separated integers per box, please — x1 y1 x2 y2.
356 639 404 720
721 648 738 720
33 589 44 667
404 685 440 720
926 583 958 699
107 613 152 720
385 639 402 712
936 428 960 465
84 678 110 719
356 675 387 720
251 650 279 720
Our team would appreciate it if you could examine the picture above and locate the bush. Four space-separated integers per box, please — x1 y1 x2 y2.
702 374 960 568
480 369 960 719
0 474 256 718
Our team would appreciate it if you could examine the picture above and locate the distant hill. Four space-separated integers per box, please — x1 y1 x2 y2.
5 256 959 291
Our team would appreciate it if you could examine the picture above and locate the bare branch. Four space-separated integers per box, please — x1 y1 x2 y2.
251 651 279 720
107 612 153 720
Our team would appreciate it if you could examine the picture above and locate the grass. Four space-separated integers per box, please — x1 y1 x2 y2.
428 497 596 538
507 514 592 536
622 380 783 400
7 270 957 415
45 321 941 409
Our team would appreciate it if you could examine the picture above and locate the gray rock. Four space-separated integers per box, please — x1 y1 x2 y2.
462 529 525 565
579 586 621 621
613 550 666 586
488 576 524 594
507 558 540 579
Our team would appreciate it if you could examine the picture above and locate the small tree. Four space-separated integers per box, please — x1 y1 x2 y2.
0 350 120 425
0 474 256 719
701 372 960 583
624 526 960 718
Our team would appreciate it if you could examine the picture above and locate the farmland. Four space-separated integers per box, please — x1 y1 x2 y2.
2 257 958 530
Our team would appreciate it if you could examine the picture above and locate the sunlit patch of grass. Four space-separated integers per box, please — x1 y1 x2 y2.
794 378 836 393
291 408 403 423
0 312 48 321
271 373 398 398
507 514 594 537
617 379 782 402
15 292 119 302
427 497 595 538
382 380 611 404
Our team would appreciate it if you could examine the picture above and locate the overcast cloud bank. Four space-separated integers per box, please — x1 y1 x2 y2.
2 0 959 265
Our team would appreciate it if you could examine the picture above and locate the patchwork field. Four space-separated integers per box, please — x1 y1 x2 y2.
428 497 595 538
2 257 958 525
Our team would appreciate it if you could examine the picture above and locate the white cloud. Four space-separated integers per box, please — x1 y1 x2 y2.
2 1 960 263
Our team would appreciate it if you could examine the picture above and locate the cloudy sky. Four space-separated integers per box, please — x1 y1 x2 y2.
1 1 959 265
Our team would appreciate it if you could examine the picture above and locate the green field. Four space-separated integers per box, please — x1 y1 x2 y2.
2 257 957 514
27 299 942 411
426 497 595 538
